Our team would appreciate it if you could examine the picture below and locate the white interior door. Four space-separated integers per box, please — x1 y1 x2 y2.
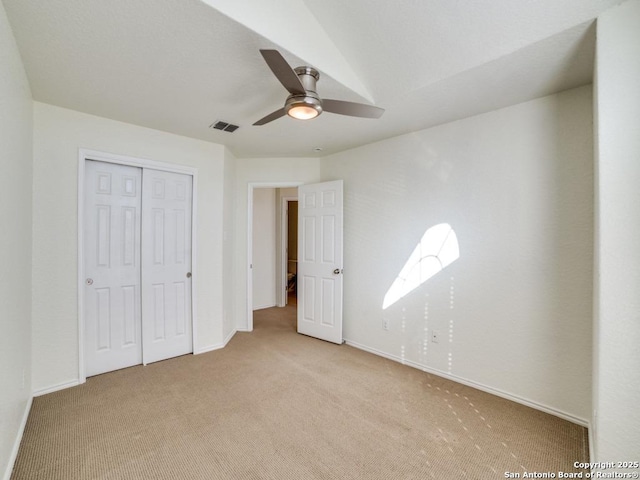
141 169 193 364
84 160 143 377
297 180 344 344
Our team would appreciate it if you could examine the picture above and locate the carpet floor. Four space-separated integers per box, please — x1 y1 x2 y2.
12 305 588 479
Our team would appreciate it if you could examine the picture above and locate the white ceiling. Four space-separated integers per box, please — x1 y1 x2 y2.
3 0 626 158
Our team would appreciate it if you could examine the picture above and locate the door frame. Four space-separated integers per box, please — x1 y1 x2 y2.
246 182 302 332
280 195 298 307
77 148 198 384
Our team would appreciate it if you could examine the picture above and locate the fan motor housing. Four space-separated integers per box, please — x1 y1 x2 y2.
294 66 320 91
285 67 322 119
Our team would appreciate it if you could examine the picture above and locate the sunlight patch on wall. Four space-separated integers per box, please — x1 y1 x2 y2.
382 223 459 310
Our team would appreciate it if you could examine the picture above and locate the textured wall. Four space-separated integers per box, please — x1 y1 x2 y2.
593 0 640 461
0 2 32 477
222 149 237 343
252 188 277 310
321 86 594 422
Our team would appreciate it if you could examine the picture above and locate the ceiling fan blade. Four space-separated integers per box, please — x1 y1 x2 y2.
260 49 306 95
253 108 287 126
322 99 385 119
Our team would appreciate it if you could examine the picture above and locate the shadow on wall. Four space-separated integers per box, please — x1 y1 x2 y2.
383 223 459 310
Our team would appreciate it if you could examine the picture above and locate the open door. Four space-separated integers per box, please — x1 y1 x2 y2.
297 180 343 344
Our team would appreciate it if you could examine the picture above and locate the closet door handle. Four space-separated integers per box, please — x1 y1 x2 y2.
186 272 192 278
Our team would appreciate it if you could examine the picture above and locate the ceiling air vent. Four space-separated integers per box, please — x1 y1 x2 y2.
210 120 239 133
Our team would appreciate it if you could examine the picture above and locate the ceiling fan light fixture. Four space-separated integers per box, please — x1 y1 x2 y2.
288 104 320 120
285 94 322 120
253 50 384 126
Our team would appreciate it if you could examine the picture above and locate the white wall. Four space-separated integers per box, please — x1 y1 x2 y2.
32 102 226 393
233 158 321 331
321 86 594 423
252 188 277 310
0 2 32 478
222 148 237 343
593 0 640 461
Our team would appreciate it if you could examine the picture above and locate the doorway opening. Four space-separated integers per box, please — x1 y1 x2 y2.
247 180 344 344
250 187 298 310
247 183 301 332
285 198 298 307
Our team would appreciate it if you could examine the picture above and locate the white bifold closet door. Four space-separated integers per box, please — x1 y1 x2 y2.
84 160 192 377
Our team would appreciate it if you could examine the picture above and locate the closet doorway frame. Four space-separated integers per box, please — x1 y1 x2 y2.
77 148 199 384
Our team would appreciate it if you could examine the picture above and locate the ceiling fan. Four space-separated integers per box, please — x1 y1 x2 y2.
253 49 384 126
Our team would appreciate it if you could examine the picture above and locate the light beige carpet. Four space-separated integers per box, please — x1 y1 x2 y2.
12 306 588 479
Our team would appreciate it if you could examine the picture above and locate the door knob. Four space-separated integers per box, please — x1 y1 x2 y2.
85 278 93 285
333 268 342 275
186 272 192 278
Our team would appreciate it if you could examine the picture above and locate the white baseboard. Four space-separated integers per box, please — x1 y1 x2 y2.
33 380 80 397
3 395 33 480
194 343 225 354
222 328 237 347
194 328 238 355
253 303 276 311
344 338 589 428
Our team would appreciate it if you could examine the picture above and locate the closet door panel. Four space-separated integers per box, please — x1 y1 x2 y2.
141 169 193 364
84 161 143 376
